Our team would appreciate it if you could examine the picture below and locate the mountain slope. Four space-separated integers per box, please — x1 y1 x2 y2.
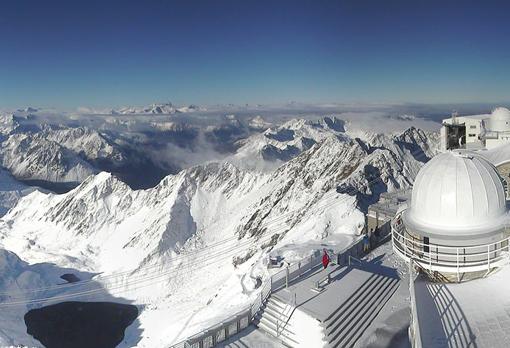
0 123 437 347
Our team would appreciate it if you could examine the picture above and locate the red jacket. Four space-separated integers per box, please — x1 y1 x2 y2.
322 253 330 267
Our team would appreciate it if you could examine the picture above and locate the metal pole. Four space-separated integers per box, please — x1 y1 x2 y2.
456 248 460 282
285 266 289 288
488 245 491 271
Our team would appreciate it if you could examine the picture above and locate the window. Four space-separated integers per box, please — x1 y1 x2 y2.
468 133 477 137
470 125 477 129
423 237 430 253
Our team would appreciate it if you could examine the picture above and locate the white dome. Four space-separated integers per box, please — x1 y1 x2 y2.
404 150 507 236
490 107 510 132
492 107 510 120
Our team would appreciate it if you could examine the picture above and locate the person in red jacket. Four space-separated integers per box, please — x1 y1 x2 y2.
322 249 330 269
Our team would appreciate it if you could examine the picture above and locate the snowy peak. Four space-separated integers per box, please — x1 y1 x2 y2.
112 102 204 115
0 132 97 183
228 116 350 171
16 107 38 113
0 114 19 136
248 115 272 130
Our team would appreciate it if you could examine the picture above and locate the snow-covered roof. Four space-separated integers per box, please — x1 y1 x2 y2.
404 150 508 237
478 143 510 167
443 114 490 123
414 265 510 348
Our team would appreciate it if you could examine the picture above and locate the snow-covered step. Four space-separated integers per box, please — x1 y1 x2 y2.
325 273 384 336
332 278 399 348
323 272 399 348
257 319 299 346
324 273 380 328
254 295 299 347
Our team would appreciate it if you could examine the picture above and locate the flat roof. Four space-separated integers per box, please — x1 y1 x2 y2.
443 114 491 122
414 265 510 348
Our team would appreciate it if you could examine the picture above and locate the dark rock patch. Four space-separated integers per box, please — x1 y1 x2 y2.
25 301 138 348
60 274 80 283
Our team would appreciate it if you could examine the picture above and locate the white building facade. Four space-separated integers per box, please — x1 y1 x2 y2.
392 150 510 281
441 107 510 151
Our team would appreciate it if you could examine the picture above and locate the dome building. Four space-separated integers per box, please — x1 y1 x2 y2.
392 150 510 281
489 107 510 132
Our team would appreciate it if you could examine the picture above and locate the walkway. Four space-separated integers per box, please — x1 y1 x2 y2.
274 260 399 322
414 265 510 348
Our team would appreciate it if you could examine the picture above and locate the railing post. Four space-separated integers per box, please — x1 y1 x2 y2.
285 266 289 289
488 244 491 271
456 248 460 282
310 255 313 270
260 290 263 305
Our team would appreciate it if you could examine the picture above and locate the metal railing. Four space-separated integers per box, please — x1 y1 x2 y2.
348 255 362 266
168 249 329 347
392 213 510 279
168 237 368 348
408 258 422 348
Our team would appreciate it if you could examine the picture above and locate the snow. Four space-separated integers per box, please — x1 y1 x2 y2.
289 309 325 347
414 265 510 347
0 116 438 347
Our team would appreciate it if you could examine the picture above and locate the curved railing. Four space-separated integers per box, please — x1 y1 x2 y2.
392 213 510 277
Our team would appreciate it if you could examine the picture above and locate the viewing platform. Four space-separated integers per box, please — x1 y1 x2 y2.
412 265 510 347
251 259 401 347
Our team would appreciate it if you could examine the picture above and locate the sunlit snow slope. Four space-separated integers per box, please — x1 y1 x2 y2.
0 118 438 347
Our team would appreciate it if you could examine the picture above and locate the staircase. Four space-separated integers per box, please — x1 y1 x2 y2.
253 295 299 347
323 269 400 348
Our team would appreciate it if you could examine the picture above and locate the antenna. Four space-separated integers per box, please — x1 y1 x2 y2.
452 110 458 125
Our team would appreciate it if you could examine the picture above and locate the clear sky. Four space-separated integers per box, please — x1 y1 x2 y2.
1 0 510 109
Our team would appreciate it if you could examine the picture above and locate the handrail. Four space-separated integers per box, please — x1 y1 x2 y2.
393 229 510 258
392 223 510 252
168 236 365 347
392 218 510 279
408 259 422 348
348 255 362 266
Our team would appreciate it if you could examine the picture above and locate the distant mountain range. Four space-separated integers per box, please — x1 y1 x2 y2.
0 110 439 346
110 103 205 115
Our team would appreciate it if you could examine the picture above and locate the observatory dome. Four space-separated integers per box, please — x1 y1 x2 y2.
490 107 510 132
404 150 507 236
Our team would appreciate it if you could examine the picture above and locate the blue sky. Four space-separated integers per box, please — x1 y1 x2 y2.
1 0 510 109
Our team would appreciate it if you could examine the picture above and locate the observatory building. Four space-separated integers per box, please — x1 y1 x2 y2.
392 150 510 281
441 107 510 151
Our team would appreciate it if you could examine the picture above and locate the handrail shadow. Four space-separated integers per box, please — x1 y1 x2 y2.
416 277 477 348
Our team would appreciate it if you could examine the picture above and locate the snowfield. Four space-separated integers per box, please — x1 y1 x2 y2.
0 114 439 347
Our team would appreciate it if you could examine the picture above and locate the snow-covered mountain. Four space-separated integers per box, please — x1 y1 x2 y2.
112 103 204 115
0 169 37 216
229 116 438 173
0 119 438 347
0 132 97 184
41 126 125 165
248 115 272 130
230 117 347 171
